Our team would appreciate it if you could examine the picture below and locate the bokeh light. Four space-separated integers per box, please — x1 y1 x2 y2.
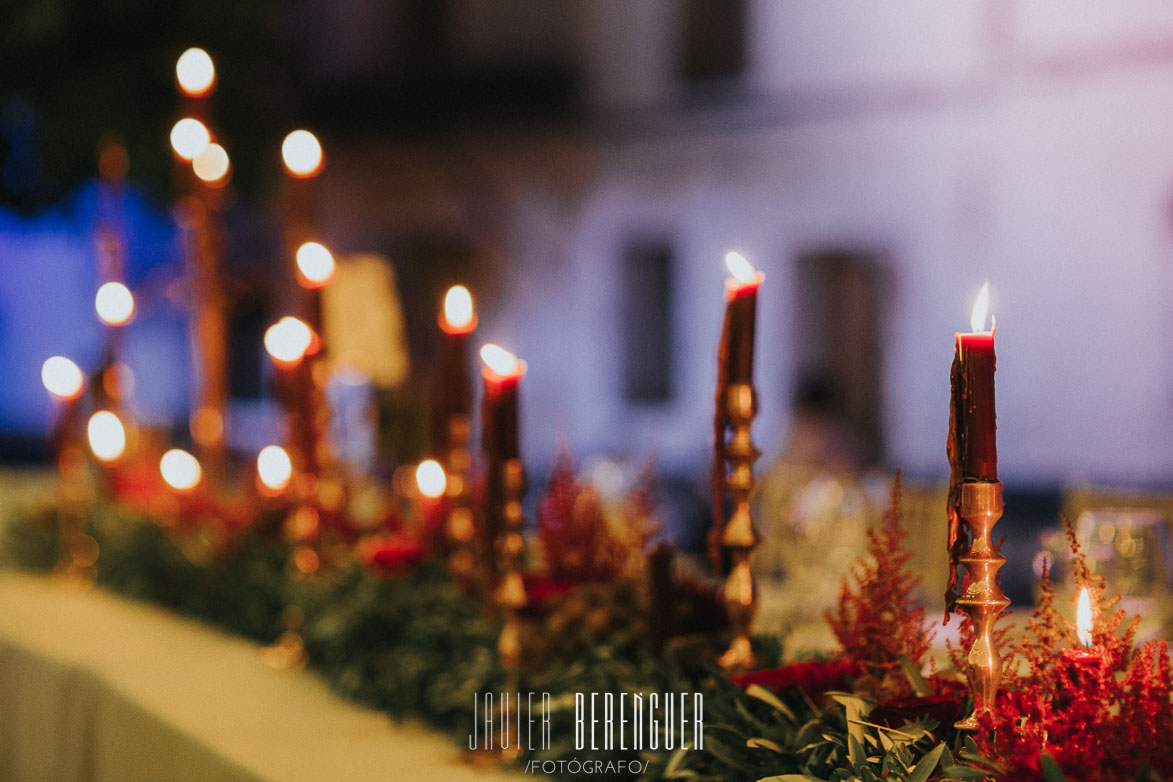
281 130 324 177
94 282 135 326
192 143 230 184
264 316 314 364
416 459 447 498
257 445 293 491
169 118 210 161
442 285 475 332
41 356 85 400
295 242 336 287
160 448 202 491
87 411 126 462
175 47 216 97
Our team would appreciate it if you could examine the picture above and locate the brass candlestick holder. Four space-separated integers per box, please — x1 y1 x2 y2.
443 414 477 589
718 382 761 672
953 480 1010 730
494 458 527 760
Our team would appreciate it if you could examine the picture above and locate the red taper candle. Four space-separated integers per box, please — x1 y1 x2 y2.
723 251 763 384
950 283 997 481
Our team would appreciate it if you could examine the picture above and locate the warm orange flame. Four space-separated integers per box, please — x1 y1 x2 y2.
256 445 293 491
970 282 991 333
169 118 210 161
281 130 323 177
41 356 85 400
416 459 447 499
296 242 336 287
160 448 202 491
87 411 126 462
480 344 522 377
724 251 757 283
1077 587 1093 647
443 285 475 331
95 282 135 326
264 317 314 364
175 47 216 97
192 143 230 184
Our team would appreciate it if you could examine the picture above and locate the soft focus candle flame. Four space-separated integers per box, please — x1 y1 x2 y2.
970 282 991 333
1077 587 1093 647
169 118 210 161
160 448 202 491
443 285 474 330
175 47 216 97
41 356 85 400
416 459 447 499
281 130 323 177
95 282 135 326
257 445 293 491
87 411 126 462
724 251 756 283
192 143 230 184
480 344 520 376
264 316 314 363
296 242 336 287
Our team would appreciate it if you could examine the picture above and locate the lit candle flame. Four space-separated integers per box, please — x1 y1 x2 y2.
169 118 210 161
480 344 522 377
87 411 126 462
41 356 85 400
192 143 230 184
724 251 757 283
160 448 202 491
443 285 475 331
95 282 135 326
176 47 216 97
970 282 991 333
1077 586 1093 647
264 316 314 364
295 242 336 287
257 445 293 491
281 130 323 178
416 459 447 499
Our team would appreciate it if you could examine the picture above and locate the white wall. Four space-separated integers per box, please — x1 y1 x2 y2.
492 2 1173 487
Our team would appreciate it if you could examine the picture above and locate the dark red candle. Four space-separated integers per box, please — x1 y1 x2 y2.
950 284 997 481
434 286 477 453
723 252 763 384
480 345 524 462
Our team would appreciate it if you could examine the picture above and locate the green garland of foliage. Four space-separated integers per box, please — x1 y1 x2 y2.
0 500 994 781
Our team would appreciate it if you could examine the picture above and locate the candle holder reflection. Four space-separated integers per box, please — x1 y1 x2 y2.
953 480 1010 730
718 381 761 672
493 458 527 760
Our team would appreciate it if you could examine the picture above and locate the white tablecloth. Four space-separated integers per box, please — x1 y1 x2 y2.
0 572 519 782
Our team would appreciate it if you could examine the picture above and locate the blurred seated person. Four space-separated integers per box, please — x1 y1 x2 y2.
754 375 882 630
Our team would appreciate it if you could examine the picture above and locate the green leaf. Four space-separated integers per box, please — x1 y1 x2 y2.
907 743 945 782
898 653 932 697
847 731 865 769
747 737 784 753
1040 753 1068 782
942 766 994 780
745 684 797 722
756 776 824 782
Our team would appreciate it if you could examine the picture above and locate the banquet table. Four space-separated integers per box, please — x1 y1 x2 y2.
0 572 520 782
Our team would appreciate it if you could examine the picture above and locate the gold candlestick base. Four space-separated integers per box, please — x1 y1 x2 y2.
718 382 761 673
953 480 1010 730
443 415 477 590
494 457 528 741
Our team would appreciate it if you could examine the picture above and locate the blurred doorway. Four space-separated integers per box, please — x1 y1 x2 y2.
794 250 889 466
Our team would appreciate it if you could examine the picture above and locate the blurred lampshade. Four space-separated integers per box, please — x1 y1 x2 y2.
175 47 216 97
41 356 85 400
87 411 126 462
281 130 323 177
264 316 314 364
416 459 447 498
169 118 210 161
94 282 135 326
192 143 230 185
256 445 293 491
160 448 202 491
296 242 336 288
442 285 476 333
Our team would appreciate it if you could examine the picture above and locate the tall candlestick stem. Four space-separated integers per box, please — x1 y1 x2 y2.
953 480 1010 730
718 382 761 672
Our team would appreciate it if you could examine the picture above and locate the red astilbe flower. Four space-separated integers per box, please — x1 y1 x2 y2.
359 532 428 578
824 473 934 698
733 659 859 701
